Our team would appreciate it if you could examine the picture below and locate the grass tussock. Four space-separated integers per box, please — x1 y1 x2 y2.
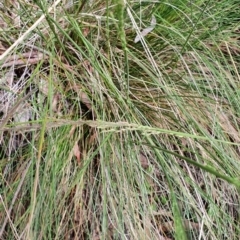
0 0 240 239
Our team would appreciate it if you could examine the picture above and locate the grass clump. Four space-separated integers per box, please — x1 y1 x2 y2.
0 0 240 239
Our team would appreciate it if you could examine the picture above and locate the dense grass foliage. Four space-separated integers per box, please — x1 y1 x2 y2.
0 0 240 239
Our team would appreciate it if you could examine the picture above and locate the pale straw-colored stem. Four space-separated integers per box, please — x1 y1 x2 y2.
0 0 62 62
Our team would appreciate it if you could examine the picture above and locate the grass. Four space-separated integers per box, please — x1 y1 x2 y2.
0 0 240 239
